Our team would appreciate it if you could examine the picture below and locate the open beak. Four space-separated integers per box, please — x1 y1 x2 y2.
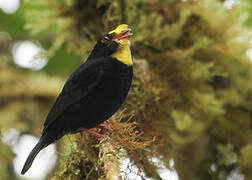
112 28 133 40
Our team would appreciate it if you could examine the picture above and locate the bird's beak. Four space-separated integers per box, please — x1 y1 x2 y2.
112 28 133 40
109 24 133 41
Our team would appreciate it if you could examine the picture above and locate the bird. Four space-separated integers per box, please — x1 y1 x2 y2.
21 24 133 175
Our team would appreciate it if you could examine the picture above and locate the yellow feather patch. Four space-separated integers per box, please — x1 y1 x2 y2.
112 41 132 65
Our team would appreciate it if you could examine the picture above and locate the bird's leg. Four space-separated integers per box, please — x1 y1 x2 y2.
79 128 108 138
94 125 112 132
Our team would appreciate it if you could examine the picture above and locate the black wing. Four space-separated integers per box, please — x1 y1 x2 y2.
43 59 105 130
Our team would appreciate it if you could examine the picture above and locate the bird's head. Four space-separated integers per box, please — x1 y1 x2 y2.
88 24 133 65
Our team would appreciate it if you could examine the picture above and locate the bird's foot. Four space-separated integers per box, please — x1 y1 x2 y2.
79 128 108 138
94 125 112 132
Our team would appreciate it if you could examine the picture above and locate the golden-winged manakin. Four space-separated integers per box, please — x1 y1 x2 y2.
21 24 133 174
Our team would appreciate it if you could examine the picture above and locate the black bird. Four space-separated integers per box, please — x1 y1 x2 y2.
21 24 133 174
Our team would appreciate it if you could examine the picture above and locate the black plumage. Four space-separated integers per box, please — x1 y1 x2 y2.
21 24 133 174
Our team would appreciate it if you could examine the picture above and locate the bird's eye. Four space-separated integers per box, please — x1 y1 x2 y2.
102 36 110 43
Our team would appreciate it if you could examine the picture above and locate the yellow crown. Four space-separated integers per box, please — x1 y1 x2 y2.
109 24 129 34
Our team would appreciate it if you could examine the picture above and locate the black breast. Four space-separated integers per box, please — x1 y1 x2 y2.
81 58 133 128
58 58 132 132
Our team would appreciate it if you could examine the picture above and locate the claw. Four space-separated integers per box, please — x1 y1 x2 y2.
94 125 112 132
79 128 108 138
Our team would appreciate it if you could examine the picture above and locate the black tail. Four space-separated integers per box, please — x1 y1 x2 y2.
21 138 46 175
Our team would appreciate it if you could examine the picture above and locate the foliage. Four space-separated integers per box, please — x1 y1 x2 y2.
1 0 252 179
242 0 252 26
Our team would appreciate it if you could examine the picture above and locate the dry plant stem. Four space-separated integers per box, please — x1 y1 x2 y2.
98 139 121 180
85 166 94 180
128 150 163 180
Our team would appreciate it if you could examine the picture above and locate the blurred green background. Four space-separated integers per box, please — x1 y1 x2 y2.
1 0 252 179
